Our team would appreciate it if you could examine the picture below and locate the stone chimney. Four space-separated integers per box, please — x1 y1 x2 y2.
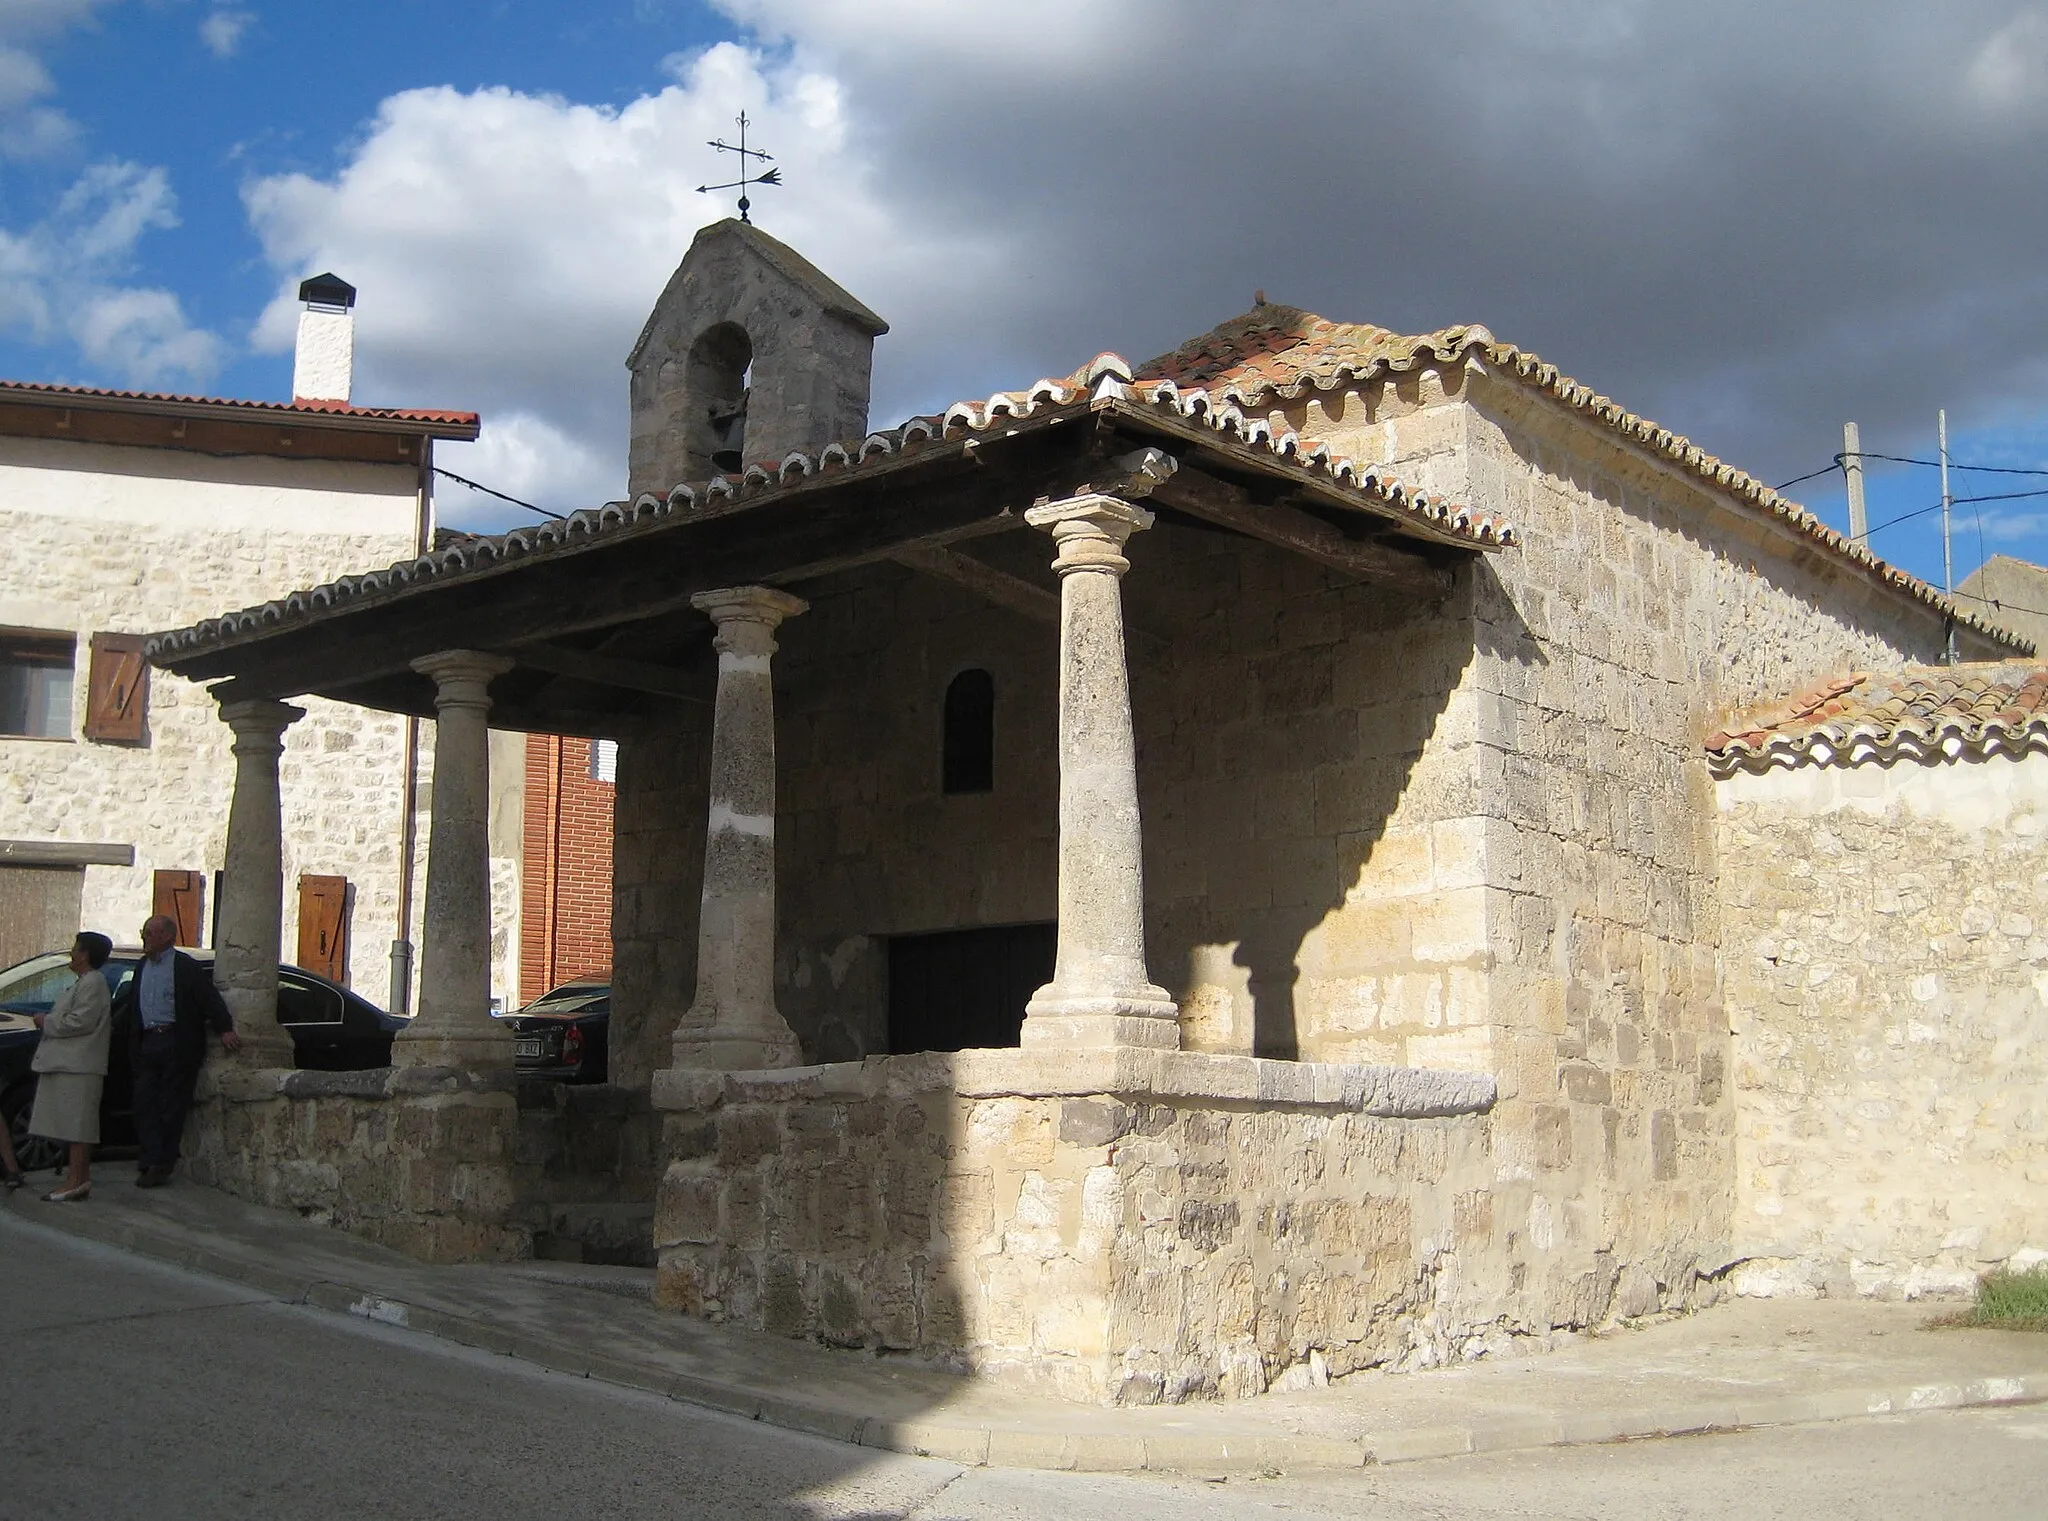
626 220 888 500
293 272 356 405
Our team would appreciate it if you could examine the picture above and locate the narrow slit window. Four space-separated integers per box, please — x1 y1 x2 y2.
942 668 994 795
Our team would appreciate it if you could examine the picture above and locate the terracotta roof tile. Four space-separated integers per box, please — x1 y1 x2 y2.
1707 662 2048 773
1138 304 2023 652
0 378 479 434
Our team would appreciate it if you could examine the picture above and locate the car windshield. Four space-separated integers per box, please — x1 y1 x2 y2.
520 983 608 1015
0 953 76 1012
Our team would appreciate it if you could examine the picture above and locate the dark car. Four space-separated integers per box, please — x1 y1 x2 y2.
500 979 609 1083
0 949 407 1172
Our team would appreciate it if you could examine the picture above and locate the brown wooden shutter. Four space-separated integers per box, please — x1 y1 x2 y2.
297 875 351 982
152 869 204 947
83 633 148 743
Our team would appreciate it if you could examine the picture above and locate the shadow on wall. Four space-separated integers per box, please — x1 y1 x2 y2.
1134 528 1527 1063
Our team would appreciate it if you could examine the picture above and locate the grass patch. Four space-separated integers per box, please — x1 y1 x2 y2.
1933 1267 2048 1331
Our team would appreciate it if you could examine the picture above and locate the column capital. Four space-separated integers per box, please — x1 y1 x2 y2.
215 693 306 743
411 649 514 713
1026 493 1156 578
691 585 808 658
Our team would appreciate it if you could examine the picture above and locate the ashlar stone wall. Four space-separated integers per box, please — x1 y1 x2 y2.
653 1049 1503 1404
1719 752 2048 1298
1268 359 1998 1334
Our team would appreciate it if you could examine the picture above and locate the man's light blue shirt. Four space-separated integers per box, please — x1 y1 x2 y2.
137 950 176 1029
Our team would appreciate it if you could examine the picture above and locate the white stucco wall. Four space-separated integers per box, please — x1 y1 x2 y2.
0 434 521 1011
1719 751 2048 1297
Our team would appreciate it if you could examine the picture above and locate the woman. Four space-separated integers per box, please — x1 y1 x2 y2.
29 931 114 1203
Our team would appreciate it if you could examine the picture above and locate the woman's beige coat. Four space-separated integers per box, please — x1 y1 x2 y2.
32 970 111 1076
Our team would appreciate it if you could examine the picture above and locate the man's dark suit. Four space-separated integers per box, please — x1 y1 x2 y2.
112 950 234 1174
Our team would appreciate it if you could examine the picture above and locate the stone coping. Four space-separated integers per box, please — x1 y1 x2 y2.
197 1064 517 1104
650 1046 1496 1119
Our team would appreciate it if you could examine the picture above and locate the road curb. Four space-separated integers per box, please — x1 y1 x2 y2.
8 1197 2047 1475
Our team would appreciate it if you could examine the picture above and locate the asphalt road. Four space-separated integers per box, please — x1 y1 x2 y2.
5 1210 2046 1521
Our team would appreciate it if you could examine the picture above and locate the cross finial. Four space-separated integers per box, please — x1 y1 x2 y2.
697 111 782 225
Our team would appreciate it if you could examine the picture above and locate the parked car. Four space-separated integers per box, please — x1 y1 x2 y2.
0 948 407 1172
499 978 610 1083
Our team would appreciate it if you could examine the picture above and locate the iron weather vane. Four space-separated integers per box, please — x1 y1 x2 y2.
698 111 781 224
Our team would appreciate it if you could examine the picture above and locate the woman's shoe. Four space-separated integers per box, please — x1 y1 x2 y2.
42 1181 90 1202
2 1170 23 1191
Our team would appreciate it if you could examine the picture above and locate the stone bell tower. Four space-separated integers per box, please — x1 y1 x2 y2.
626 219 890 500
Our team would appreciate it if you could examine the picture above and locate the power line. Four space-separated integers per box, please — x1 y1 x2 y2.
1775 462 1843 491
1847 451 2048 477
432 466 565 520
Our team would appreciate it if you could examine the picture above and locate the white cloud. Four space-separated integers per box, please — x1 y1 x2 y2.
199 6 253 59
433 412 614 533
0 0 99 161
243 41 1012 523
0 159 223 385
1969 8 2048 113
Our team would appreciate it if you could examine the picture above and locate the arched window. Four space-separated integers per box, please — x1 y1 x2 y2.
942 669 994 794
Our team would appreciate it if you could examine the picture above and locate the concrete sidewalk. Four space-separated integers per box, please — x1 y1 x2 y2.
5 1178 2045 1475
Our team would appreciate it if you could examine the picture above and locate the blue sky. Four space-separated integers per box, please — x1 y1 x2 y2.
3 0 2047 604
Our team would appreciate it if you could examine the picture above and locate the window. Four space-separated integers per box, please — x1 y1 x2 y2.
0 631 73 739
941 669 995 794
590 738 618 784
84 632 148 743
277 973 345 1026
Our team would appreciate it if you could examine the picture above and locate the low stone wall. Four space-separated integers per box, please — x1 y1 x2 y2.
651 1048 1499 1404
188 1068 658 1266
1719 753 2048 1298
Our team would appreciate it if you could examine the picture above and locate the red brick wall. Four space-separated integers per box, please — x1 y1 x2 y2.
519 734 615 1004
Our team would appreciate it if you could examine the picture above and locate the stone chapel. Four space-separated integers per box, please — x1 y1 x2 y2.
148 220 2042 1404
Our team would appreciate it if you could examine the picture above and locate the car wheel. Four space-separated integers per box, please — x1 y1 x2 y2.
1 1081 66 1173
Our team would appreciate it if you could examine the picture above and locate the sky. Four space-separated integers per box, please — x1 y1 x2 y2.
2 0 2047 615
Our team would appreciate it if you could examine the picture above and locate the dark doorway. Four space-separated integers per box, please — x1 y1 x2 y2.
941 668 994 794
887 922 1054 1054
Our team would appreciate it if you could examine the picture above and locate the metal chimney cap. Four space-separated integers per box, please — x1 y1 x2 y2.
297 272 356 311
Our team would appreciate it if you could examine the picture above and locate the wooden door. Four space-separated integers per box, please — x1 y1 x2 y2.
151 868 204 947
887 922 1055 1055
0 865 83 970
297 874 350 982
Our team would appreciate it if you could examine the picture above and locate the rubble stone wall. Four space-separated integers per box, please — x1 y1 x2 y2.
1719 752 2048 1297
188 1070 660 1265
651 1050 1540 1405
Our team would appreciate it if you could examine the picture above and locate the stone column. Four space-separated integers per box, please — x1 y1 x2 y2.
1022 493 1180 1049
670 586 807 1071
212 690 307 1067
394 650 514 1071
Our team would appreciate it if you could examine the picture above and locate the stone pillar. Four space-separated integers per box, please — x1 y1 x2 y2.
212 691 306 1067
670 586 807 1071
1022 494 1180 1049
395 650 514 1071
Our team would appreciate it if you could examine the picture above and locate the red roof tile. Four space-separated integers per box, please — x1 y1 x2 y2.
0 378 479 436
1708 663 2048 771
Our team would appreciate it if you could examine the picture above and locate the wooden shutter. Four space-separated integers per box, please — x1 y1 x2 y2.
83 633 148 743
297 874 350 982
152 869 204 947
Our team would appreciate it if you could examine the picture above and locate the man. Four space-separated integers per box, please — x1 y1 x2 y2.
114 915 240 1186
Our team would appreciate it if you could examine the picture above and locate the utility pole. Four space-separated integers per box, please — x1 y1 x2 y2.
1843 422 1868 543
1940 408 1957 665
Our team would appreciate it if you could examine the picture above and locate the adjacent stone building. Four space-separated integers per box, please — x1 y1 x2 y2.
145 220 2034 1400
0 277 481 1002
1713 663 2048 1299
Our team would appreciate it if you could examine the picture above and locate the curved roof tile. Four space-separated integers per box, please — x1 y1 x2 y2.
1707 663 2048 774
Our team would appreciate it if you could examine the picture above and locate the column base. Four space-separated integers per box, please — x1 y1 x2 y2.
668 1030 803 1072
1022 987 1182 1050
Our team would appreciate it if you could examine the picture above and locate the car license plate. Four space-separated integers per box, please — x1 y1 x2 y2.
514 1038 547 1059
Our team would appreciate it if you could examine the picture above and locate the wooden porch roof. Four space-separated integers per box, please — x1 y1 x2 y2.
146 357 1513 733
